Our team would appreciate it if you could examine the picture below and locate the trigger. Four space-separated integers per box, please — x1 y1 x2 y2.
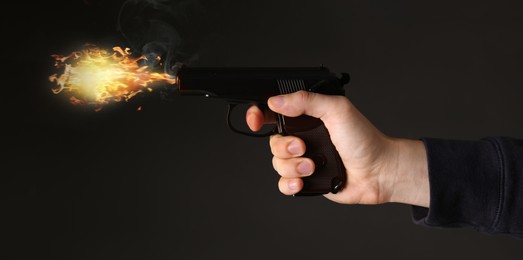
226 104 276 138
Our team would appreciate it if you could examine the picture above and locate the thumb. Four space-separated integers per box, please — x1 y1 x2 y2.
268 90 350 122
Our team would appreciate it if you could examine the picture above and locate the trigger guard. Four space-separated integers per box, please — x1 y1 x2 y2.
227 104 276 137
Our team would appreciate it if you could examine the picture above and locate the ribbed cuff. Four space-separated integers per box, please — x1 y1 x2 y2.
412 138 502 233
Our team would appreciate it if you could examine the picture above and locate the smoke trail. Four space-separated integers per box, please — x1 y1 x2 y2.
117 0 207 75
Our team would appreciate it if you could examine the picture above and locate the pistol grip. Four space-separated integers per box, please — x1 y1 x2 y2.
279 115 346 195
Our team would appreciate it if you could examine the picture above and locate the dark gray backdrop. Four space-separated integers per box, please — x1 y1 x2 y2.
2 0 522 259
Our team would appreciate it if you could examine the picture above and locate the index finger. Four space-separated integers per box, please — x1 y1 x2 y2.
246 105 277 132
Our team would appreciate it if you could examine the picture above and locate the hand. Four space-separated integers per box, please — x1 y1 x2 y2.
246 91 429 207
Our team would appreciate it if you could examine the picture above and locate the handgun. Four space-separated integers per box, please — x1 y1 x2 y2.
175 66 350 196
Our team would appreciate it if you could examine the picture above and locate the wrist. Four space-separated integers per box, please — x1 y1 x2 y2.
382 138 430 207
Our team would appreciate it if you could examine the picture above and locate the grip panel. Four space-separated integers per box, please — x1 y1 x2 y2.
282 115 346 195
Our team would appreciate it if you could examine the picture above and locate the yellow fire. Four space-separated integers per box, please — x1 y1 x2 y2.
49 46 176 108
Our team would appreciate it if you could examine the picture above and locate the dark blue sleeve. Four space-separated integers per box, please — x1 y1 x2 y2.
412 137 523 239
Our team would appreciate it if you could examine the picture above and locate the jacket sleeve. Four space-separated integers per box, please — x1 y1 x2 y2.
412 137 523 239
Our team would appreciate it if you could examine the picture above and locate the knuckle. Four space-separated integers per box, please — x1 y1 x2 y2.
330 96 353 121
270 135 307 158
295 90 310 104
274 157 313 178
278 177 302 195
271 156 280 172
277 178 292 195
269 135 282 155
277 179 288 194
272 157 291 177
336 96 352 112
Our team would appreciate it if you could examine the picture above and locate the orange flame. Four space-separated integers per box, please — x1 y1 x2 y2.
49 46 176 108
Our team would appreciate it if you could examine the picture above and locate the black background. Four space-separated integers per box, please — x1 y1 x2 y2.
2 0 522 259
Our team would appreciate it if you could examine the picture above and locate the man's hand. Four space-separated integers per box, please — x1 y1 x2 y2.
246 91 429 207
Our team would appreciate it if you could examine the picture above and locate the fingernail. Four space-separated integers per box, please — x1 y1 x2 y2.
287 141 302 156
297 161 312 176
288 179 299 190
269 96 284 109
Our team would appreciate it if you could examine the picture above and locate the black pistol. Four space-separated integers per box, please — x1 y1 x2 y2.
175 66 350 196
